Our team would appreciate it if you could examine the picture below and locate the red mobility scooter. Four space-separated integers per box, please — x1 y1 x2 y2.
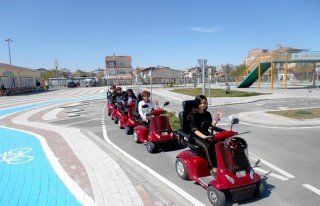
175 100 263 206
118 99 142 135
106 91 115 116
133 102 179 153
110 97 123 123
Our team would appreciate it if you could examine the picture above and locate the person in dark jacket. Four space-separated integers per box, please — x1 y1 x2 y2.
188 95 224 177
1 84 10 96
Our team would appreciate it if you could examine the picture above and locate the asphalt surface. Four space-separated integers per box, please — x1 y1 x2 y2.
0 84 319 206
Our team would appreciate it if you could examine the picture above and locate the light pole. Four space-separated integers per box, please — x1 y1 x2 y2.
5 38 13 65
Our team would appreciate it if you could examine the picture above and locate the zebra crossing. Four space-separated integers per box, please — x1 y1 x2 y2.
0 87 108 110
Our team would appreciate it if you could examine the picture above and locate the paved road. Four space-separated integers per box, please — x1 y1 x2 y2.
1 85 320 206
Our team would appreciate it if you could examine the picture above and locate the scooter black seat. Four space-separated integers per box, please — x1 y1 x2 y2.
177 100 202 151
132 99 142 121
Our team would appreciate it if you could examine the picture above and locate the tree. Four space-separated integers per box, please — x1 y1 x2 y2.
40 70 56 80
231 64 246 77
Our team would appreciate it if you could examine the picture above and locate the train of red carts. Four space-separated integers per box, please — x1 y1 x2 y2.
106 86 265 206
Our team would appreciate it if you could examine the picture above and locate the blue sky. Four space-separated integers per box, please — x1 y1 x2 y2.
1 0 319 71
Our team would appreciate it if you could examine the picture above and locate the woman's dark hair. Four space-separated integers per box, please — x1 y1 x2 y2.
192 95 208 114
123 89 137 99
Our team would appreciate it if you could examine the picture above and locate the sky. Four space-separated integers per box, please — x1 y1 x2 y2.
1 0 320 72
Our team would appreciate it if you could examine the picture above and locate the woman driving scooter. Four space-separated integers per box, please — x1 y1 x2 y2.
188 95 224 177
138 90 159 122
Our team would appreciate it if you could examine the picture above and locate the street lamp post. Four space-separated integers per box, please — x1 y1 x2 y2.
5 38 13 65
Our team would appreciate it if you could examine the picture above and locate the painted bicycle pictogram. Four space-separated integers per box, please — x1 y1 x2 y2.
0 148 34 164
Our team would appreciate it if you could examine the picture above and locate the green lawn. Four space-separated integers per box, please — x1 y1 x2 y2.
166 88 319 128
170 88 266 97
268 108 320 119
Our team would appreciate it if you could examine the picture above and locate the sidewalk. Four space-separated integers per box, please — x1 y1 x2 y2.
151 84 320 128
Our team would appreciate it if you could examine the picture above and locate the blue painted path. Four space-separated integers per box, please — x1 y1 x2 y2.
0 94 105 205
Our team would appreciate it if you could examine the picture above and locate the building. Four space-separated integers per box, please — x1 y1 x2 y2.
135 66 183 84
105 55 133 80
0 63 41 94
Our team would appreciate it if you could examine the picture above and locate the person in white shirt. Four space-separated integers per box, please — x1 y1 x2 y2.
138 90 159 122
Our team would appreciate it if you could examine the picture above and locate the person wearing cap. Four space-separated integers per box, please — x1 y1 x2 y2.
138 90 159 122
107 84 117 98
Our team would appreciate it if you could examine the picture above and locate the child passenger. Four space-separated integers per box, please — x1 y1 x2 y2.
138 90 159 122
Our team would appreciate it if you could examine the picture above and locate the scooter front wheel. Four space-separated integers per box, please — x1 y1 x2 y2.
175 158 188 180
108 110 111 116
114 118 118 124
146 141 157 153
253 181 264 197
207 186 225 206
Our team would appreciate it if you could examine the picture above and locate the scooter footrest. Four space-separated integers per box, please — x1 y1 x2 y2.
230 184 256 202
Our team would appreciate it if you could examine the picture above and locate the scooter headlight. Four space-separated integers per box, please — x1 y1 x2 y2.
225 175 235 184
161 131 169 136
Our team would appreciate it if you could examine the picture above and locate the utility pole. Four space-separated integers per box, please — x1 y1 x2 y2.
54 59 58 79
198 59 208 95
5 38 13 65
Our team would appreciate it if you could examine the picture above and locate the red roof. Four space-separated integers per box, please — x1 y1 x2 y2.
106 56 132 61
0 63 36 72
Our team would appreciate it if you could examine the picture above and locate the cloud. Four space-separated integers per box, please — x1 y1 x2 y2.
189 26 223 33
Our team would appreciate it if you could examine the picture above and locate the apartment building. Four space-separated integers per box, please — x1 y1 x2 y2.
105 55 133 79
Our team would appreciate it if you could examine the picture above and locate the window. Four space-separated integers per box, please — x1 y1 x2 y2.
1 77 9 88
108 62 115 66
117 62 125 67
119 70 126 74
21 78 27 87
109 69 115 74
29 77 34 86
11 77 18 87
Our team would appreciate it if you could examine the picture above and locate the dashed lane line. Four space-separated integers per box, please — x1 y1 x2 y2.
63 118 101 126
302 184 320 196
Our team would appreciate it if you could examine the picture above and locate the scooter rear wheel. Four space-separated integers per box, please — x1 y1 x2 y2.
114 118 118 124
133 130 140 143
119 120 123 129
175 158 188 180
207 186 225 206
108 110 111 116
124 126 132 135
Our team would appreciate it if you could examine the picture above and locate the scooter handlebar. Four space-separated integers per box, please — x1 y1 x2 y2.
150 109 166 116
212 130 238 142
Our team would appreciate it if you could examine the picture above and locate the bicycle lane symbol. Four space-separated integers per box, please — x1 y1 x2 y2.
0 148 34 164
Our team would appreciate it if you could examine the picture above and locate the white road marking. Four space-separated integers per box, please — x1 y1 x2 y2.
253 168 289 181
101 104 205 206
64 118 101 126
302 184 320 196
240 121 320 129
250 154 295 179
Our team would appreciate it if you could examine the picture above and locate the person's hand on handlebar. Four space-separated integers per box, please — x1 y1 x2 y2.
205 135 214 140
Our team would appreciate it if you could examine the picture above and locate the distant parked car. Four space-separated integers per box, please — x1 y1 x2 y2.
67 82 77 87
